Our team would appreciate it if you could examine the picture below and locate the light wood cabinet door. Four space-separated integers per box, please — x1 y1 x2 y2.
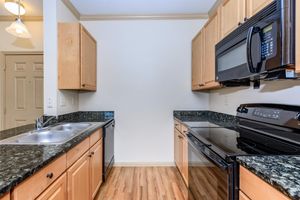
240 166 291 200
239 190 251 200
90 139 103 199
67 151 91 200
192 30 205 90
220 0 246 39
80 26 97 91
182 135 188 186
247 0 274 18
58 23 97 91
174 129 183 171
36 173 67 200
203 13 220 86
0 193 9 200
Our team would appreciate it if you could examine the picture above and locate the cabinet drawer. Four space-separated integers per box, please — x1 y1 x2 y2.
90 129 103 147
240 166 291 200
36 173 67 200
67 137 90 168
12 154 66 200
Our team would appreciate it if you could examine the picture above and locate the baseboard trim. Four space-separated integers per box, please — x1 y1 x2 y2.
114 162 175 167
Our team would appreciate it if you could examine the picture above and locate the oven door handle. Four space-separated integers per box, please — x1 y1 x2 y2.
187 134 229 170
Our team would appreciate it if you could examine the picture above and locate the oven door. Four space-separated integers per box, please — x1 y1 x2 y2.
187 134 234 200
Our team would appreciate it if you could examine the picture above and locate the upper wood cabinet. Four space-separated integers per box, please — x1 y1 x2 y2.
247 0 274 18
192 12 221 91
192 30 205 90
203 13 221 89
220 0 246 39
58 23 97 91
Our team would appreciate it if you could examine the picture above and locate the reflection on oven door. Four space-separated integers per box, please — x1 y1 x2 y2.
188 144 228 200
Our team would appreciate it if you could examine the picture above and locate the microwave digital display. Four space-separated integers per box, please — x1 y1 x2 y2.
261 24 275 59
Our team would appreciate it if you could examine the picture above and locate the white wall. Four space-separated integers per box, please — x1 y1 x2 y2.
209 80 300 115
79 20 209 164
43 0 79 116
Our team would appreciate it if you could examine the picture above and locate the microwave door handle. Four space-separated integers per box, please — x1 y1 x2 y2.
246 27 256 73
246 27 262 73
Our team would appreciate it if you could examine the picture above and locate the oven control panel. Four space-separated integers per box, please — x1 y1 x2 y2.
253 109 280 120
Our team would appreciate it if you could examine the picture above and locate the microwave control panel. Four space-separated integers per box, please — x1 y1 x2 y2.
261 24 276 59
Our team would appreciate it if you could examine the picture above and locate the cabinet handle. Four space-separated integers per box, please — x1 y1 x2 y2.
89 152 95 157
178 135 183 139
199 84 205 87
46 172 53 179
82 84 86 87
244 17 248 22
238 22 243 26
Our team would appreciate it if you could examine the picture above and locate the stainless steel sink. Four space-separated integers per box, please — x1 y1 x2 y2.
0 123 94 145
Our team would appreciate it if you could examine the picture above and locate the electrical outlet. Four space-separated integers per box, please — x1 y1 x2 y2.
59 94 66 107
47 98 53 108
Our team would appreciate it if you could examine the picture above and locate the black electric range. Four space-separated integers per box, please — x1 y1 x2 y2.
187 104 300 200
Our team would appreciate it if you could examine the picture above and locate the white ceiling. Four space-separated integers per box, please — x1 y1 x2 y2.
70 0 217 16
0 0 43 16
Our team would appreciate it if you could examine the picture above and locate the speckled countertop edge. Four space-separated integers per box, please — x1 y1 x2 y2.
237 156 300 200
0 119 113 197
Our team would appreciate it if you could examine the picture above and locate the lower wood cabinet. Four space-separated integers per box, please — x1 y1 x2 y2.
0 193 9 200
174 120 188 186
240 166 291 200
36 173 67 200
12 128 104 200
67 151 91 200
90 139 103 199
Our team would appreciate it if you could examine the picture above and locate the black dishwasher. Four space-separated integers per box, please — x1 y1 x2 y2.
103 120 115 182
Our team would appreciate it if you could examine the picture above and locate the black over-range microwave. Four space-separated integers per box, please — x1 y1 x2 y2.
216 0 296 87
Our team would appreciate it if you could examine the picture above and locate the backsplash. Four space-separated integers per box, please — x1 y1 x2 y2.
43 111 114 126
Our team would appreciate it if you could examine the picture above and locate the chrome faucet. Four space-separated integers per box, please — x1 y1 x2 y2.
36 116 58 130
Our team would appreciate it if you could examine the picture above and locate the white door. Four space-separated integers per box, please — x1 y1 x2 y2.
5 54 44 129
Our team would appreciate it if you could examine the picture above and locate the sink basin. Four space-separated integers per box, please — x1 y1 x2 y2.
0 123 94 145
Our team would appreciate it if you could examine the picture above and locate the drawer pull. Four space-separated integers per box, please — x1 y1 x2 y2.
46 172 53 179
88 152 94 157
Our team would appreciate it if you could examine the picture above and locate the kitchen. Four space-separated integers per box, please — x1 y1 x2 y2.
0 0 299 200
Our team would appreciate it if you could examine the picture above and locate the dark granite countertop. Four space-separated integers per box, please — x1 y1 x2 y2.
237 156 300 200
0 111 114 197
173 110 238 128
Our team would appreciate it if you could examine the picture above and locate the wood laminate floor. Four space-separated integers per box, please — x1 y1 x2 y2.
95 167 188 200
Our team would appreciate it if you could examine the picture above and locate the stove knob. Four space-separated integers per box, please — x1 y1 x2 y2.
237 106 248 113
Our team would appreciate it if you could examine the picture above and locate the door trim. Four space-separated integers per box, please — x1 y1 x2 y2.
0 52 44 131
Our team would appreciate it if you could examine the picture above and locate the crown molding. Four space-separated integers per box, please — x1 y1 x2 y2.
80 14 208 21
0 16 43 21
61 0 209 21
208 0 222 17
61 0 80 20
